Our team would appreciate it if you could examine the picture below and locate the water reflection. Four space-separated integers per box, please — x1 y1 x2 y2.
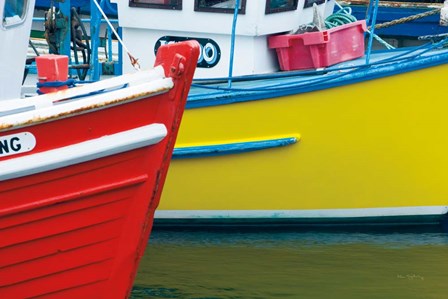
132 228 448 299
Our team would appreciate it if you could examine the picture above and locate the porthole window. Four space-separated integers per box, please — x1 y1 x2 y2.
3 0 28 27
129 0 182 10
265 0 298 14
194 0 247 14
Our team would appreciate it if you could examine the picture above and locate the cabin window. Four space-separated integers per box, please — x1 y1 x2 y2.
265 0 298 14
3 0 27 27
303 0 326 8
129 0 182 10
194 0 247 14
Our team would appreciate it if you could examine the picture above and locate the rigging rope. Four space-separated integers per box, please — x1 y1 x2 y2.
92 0 140 71
371 8 442 30
191 37 448 93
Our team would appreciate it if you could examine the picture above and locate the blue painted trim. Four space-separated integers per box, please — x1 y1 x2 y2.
186 46 448 109
348 6 448 37
90 0 102 81
365 0 380 64
59 1 71 63
35 0 118 16
173 137 297 159
227 0 240 88
116 27 123 76
32 17 118 24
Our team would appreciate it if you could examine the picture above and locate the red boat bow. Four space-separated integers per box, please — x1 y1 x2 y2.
0 41 199 298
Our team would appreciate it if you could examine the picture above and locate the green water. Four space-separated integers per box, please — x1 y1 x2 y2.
131 228 448 299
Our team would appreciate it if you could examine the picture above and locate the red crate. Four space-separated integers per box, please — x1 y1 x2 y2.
268 20 366 71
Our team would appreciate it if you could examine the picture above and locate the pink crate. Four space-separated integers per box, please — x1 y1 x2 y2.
268 20 367 71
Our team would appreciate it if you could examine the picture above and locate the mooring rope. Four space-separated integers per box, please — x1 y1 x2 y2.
92 0 140 71
370 8 442 30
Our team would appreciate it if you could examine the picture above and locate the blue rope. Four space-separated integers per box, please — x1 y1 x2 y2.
191 36 448 93
36 79 125 95
36 78 77 88
366 0 380 64
193 42 439 87
365 0 375 27
227 0 241 89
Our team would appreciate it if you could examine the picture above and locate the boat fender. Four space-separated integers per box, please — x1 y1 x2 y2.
441 0 448 26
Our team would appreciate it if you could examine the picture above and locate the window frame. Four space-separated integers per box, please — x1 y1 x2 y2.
265 0 298 15
302 0 326 9
128 0 182 10
2 0 28 28
194 0 247 14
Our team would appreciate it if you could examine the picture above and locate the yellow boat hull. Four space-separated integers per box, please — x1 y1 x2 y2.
157 61 448 225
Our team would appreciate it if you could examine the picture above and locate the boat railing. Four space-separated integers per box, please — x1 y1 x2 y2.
187 37 448 102
30 0 122 82
28 0 448 89
0 66 169 120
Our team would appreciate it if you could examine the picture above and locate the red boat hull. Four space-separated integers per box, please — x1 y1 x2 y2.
0 41 199 298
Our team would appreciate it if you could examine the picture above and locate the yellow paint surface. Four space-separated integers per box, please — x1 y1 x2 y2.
159 64 448 211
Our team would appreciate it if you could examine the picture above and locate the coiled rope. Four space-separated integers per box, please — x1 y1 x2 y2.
326 4 395 49
325 7 358 28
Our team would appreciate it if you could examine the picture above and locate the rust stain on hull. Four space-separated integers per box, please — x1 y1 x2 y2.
0 86 170 132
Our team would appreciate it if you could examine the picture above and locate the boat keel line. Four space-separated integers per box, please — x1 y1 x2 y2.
155 206 448 219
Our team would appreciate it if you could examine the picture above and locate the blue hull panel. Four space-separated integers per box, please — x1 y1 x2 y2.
349 5 448 37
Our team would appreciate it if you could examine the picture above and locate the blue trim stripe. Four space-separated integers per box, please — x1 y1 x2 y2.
186 47 448 109
172 137 298 159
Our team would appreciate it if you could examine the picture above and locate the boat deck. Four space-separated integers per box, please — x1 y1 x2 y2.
186 45 448 108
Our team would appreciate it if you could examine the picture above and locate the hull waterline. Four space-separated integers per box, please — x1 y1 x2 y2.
157 51 448 227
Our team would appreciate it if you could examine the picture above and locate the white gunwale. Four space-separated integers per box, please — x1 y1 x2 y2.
0 123 167 181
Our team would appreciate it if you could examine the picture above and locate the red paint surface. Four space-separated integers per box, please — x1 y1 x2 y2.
35 55 69 93
268 21 366 70
0 41 199 298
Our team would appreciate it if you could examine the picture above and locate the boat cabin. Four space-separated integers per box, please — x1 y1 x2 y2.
112 0 335 78
1 0 35 100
